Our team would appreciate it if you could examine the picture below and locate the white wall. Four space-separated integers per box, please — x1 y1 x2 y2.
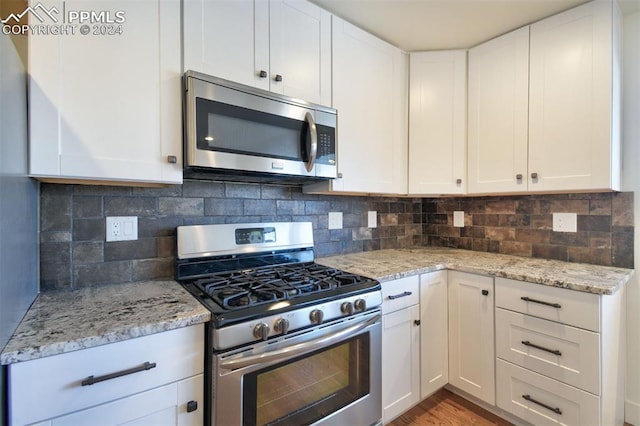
622 10 640 426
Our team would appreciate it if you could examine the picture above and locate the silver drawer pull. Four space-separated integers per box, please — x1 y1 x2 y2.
520 296 561 309
81 361 156 386
522 394 562 415
388 291 412 300
521 340 562 356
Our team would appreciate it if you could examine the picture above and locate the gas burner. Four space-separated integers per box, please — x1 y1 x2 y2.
192 263 374 310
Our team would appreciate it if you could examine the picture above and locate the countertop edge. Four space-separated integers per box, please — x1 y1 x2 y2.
0 280 211 365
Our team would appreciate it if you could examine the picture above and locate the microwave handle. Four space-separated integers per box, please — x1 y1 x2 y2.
304 112 318 172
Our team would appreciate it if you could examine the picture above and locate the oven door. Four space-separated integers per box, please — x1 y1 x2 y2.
213 310 382 426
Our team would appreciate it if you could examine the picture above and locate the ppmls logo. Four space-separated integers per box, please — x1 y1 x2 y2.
2 2 126 36
1 3 59 25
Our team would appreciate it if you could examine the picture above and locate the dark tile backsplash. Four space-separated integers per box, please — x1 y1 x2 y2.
423 192 634 269
39 181 423 291
39 182 634 291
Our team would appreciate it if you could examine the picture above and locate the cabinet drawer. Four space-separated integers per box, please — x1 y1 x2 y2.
495 278 600 331
381 276 419 314
497 359 600 425
496 308 600 395
9 325 204 426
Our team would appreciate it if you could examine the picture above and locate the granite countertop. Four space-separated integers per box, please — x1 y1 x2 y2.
0 280 211 365
317 247 634 295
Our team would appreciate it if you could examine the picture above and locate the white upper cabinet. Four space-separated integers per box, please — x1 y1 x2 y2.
467 27 530 194
409 51 467 195
305 16 408 194
183 0 331 106
528 0 621 192
29 0 182 185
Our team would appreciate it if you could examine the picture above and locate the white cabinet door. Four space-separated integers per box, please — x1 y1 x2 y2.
419 270 448 398
448 271 495 405
269 0 331 105
29 0 182 185
49 375 204 426
183 0 330 105
467 27 530 194
307 16 407 194
382 304 420 423
182 0 270 91
409 51 466 195
528 0 621 192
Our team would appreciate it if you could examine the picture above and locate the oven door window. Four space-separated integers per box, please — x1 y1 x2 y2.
242 334 370 426
195 98 311 162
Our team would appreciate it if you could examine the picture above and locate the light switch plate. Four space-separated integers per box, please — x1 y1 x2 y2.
328 212 343 230
106 216 138 241
368 211 377 228
553 212 577 233
453 211 464 228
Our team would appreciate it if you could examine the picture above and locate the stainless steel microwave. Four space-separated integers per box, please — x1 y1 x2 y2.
184 71 337 183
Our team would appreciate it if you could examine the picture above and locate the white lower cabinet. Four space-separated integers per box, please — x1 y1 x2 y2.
447 271 495 405
381 276 420 423
495 277 626 426
8 325 204 426
39 375 203 426
419 270 448 398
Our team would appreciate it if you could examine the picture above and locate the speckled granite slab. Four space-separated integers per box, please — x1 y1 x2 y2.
1 280 210 365
317 248 633 295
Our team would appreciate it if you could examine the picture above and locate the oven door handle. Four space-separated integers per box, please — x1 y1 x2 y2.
220 314 380 370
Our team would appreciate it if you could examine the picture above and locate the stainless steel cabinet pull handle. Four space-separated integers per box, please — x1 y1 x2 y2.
388 291 412 300
520 296 561 309
521 340 562 356
482 289 489 296
531 172 538 179
522 394 562 415
516 174 523 180
259 70 268 78
275 74 283 82
456 178 462 184
167 155 177 164
81 361 156 386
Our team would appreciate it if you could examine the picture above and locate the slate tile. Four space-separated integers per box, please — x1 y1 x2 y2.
132 258 174 281
105 239 157 261
41 184 72 232
74 261 132 287
138 217 183 238
73 218 105 242
612 192 633 227
73 196 103 218
225 183 261 199
182 181 224 198
104 196 156 216
244 199 276 216
158 197 204 216
205 198 243 216
73 242 103 265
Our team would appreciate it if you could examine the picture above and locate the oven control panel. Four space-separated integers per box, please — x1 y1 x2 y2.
214 291 383 350
235 227 276 245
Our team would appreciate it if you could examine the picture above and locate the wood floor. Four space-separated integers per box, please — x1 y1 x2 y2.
388 389 513 426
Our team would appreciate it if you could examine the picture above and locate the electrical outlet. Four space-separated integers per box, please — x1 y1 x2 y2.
453 211 465 228
328 212 343 230
553 212 577 233
368 211 377 228
106 216 138 241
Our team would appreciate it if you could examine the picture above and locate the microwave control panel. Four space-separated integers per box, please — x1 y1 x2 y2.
316 124 336 166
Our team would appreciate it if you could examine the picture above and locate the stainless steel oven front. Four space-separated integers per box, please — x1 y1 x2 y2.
213 310 382 426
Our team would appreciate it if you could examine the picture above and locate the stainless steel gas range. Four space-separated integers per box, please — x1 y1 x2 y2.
176 222 382 426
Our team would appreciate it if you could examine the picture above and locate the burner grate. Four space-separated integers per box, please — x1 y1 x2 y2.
193 263 371 310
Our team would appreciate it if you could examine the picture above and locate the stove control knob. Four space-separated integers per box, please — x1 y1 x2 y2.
341 301 354 315
354 298 367 312
274 318 290 335
309 309 324 324
253 323 270 341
